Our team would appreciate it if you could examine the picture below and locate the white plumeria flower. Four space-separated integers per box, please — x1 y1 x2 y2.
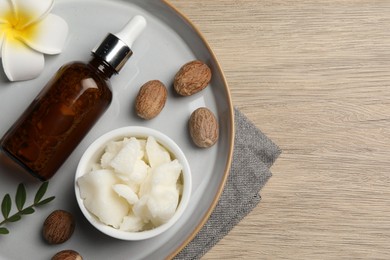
0 0 68 81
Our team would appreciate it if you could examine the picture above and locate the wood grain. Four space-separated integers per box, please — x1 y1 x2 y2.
169 0 390 259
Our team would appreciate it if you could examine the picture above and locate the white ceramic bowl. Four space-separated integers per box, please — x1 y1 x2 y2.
74 126 192 240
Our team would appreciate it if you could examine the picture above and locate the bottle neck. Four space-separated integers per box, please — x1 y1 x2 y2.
88 55 117 80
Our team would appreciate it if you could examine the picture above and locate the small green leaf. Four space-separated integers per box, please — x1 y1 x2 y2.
35 196 55 206
0 182 55 235
15 183 26 211
7 214 21 222
34 182 49 204
1 194 11 219
21 208 35 215
0 227 9 235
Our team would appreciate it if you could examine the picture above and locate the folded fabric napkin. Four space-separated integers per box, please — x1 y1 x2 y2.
175 108 281 259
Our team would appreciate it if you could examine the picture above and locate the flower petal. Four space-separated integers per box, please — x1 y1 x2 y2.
0 0 13 24
0 25 5 58
17 14 68 55
13 0 53 28
2 36 44 81
0 0 12 58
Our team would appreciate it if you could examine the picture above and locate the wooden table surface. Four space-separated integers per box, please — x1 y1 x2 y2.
169 0 390 259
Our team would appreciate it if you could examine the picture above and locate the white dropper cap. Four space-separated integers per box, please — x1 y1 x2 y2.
92 15 147 73
115 15 147 49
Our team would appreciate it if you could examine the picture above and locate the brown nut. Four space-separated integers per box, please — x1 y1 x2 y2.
174 60 212 96
52 250 83 260
135 80 167 120
43 210 75 244
189 107 219 148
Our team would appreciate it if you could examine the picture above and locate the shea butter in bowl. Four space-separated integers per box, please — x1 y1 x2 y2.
74 126 192 240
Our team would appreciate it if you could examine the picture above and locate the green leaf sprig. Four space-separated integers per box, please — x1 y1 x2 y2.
0 182 55 235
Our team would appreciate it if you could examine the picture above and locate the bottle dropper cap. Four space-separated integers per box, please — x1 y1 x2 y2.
92 15 147 73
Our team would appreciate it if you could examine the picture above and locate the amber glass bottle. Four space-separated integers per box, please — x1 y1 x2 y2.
0 16 146 181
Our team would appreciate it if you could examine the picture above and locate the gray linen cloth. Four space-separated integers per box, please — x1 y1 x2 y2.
175 108 281 259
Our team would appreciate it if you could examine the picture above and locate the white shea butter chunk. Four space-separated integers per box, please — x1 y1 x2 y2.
119 177 141 195
120 213 145 232
110 137 143 176
77 170 130 228
100 138 128 168
146 136 171 168
130 159 149 183
151 159 182 187
138 169 152 198
138 160 181 202
113 184 139 205
134 160 182 226
132 195 153 223
147 185 179 226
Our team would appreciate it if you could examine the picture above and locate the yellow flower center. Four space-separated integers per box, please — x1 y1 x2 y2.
1 9 38 44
